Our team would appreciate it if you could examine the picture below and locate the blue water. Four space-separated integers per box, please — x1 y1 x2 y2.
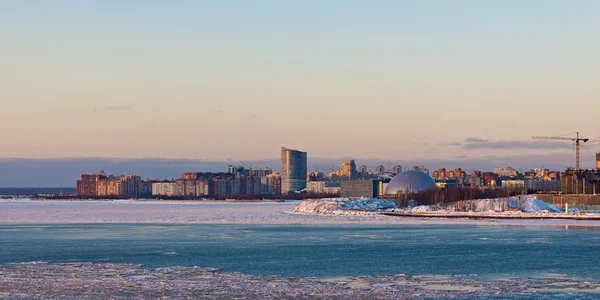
1 224 599 281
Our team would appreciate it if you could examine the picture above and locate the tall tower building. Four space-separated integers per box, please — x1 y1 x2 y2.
596 152 600 170
281 147 307 194
375 165 385 174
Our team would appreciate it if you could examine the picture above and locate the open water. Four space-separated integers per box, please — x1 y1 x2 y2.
1 224 600 299
1 224 599 279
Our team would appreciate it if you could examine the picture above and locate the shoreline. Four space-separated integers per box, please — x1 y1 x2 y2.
1 200 600 227
381 212 600 221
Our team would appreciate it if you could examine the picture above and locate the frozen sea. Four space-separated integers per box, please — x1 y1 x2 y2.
1 201 600 299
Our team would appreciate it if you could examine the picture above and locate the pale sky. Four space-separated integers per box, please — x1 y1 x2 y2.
2 1 599 162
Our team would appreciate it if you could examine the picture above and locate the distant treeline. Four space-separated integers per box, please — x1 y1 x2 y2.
0 187 76 196
384 187 528 207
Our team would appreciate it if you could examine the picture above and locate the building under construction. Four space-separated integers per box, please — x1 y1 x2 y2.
559 168 600 194
537 156 600 210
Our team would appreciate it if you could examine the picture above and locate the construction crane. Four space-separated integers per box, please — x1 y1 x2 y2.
239 161 254 169
532 132 589 170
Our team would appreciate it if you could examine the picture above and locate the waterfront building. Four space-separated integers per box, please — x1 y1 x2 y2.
152 181 177 197
341 180 382 198
213 178 242 198
493 167 518 178
240 176 261 196
97 179 122 197
306 181 326 194
411 165 430 175
76 172 141 198
76 172 107 197
307 171 324 182
329 160 357 179
465 174 483 188
340 160 357 179
393 165 403 175
227 165 249 178
281 147 307 194
182 172 235 181
261 173 282 196
480 172 498 187
140 180 155 197
501 179 525 191
248 168 274 178
385 170 437 195
120 175 142 198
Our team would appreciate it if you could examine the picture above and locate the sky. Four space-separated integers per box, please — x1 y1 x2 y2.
1 1 600 179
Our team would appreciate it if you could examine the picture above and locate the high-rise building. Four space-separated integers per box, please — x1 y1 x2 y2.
493 166 518 178
248 168 274 178
76 172 107 197
339 160 357 179
226 165 249 178
359 165 368 174
281 147 307 194
120 175 142 198
375 165 385 174
597 152 600 170
393 165 403 174
412 165 429 175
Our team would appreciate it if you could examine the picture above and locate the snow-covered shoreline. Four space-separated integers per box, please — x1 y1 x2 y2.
292 196 600 223
0 198 599 226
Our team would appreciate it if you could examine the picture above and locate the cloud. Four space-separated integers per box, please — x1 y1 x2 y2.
92 106 132 113
464 137 489 143
462 138 574 150
438 142 462 146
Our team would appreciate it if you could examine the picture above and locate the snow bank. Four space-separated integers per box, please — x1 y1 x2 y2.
340 198 397 211
521 199 561 213
294 196 564 217
293 198 396 215
444 195 561 213
410 205 443 213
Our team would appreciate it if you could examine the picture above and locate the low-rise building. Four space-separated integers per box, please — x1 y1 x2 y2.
341 180 382 198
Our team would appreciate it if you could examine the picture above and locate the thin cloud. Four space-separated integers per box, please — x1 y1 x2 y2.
92 106 132 113
462 138 574 150
464 137 489 143
438 142 462 146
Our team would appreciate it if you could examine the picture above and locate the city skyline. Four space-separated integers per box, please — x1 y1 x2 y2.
2 1 600 161
1 150 599 187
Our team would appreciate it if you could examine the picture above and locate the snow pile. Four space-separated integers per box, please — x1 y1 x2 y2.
521 199 561 213
410 205 443 213
340 198 397 211
443 195 561 213
403 195 562 214
293 198 397 215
